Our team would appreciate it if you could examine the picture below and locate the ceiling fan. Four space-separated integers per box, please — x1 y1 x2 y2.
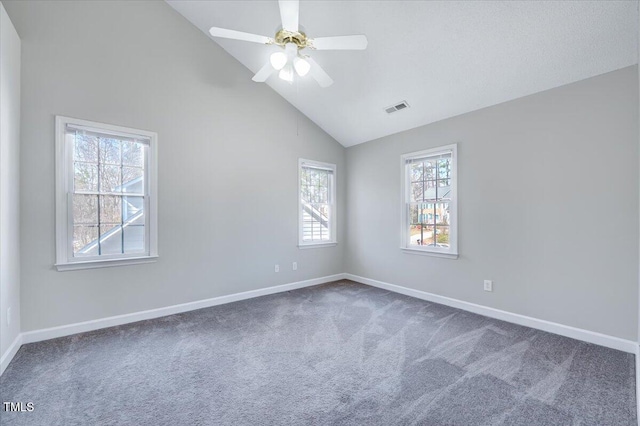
208 0 368 88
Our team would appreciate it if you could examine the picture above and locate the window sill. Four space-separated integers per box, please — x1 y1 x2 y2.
55 255 158 271
298 242 338 249
401 248 458 259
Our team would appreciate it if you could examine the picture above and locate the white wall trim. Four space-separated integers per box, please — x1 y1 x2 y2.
298 158 338 247
400 144 458 257
0 333 22 376
345 273 638 354
2 272 637 377
54 115 159 270
0 273 345 375
21 273 345 345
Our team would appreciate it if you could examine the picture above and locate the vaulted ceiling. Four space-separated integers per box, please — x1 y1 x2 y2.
168 1 638 147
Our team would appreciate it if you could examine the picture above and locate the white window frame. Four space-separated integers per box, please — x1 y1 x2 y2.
55 116 158 271
401 144 458 259
298 158 337 248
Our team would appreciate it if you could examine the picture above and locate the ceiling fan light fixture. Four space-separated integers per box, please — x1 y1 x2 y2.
293 57 310 76
207 0 368 88
270 51 288 70
278 64 294 83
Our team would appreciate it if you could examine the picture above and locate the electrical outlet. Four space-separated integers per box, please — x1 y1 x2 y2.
484 280 493 292
292 262 297 271
7 307 11 326
275 264 279 273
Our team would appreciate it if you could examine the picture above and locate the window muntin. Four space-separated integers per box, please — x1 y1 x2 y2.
402 145 457 257
299 159 336 246
56 117 158 270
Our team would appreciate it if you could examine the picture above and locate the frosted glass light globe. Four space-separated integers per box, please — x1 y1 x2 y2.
278 65 294 82
294 57 311 77
270 51 288 70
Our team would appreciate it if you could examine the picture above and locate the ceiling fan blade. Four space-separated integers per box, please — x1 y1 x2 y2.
278 0 299 32
252 62 275 82
209 27 272 44
311 35 368 50
305 57 333 88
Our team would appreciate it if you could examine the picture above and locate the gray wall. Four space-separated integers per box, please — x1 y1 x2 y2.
0 2 21 361
345 66 639 340
3 0 345 332
3 1 638 343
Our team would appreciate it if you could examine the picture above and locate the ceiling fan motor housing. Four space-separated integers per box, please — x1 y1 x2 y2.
274 29 311 49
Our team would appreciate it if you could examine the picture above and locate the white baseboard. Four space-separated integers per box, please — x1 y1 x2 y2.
345 273 638 354
0 273 345 375
0 333 23 376
21 273 345 345
2 272 637 377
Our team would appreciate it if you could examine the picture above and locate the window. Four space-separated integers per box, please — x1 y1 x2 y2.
55 116 158 270
401 144 458 258
299 159 336 247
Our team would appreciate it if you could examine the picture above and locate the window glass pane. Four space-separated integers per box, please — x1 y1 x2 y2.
100 195 122 225
436 226 450 247
437 182 452 200
99 224 123 254
299 163 334 245
408 204 419 225
124 225 145 253
310 169 322 186
424 180 437 200
318 204 330 240
74 133 98 163
424 160 436 180
122 141 144 167
409 203 438 225
404 149 455 253
100 165 122 192
63 120 154 262
409 224 420 245
300 184 310 203
421 203 435 224
122 167 144 194
435 202 450 226
410 163 423 182
305 168 315 185
74 163 98 192
99 138 121 165
73 195 98 225
306 187 314 204
410 181 422 203
302 203 330 241
425 225 437 246
316 182 328 204
409 224 435 246
438 158 451 179
73 225 99 256
300 168 311 203
302 168 330 204
409 203 439 247
123 196 144 224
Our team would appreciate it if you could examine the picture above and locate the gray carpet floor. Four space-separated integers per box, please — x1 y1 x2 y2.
0 280 636 425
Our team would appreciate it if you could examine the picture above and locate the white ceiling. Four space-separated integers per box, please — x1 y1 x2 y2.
167 1 638 147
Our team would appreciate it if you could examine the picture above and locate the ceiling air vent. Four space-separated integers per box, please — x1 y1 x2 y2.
385 101 410 114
